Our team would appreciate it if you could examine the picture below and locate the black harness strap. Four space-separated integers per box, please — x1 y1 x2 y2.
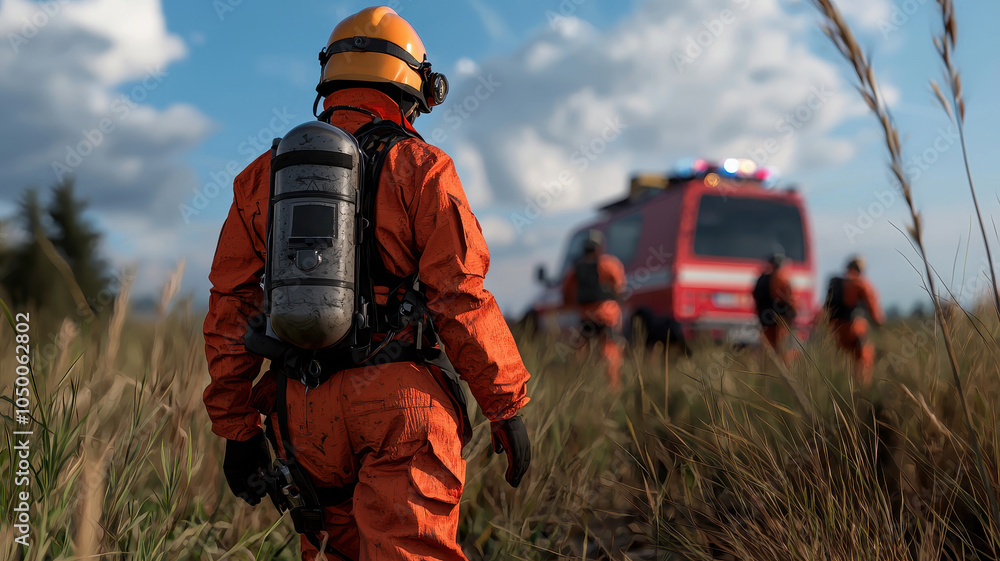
273 368 355 561
421 317 474 446
276 368 293 459
274 369 363 507
354 119 422 287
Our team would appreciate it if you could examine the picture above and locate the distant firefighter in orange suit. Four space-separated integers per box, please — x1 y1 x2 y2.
825 256 884 387
561 231 627 391
753 253 798 364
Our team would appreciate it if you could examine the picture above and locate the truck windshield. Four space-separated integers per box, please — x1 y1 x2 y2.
693 195 806 261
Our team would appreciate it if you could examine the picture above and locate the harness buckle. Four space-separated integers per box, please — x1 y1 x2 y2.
270 459 326 533
298 359 323 390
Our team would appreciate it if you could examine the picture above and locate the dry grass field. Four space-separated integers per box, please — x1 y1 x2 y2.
2 270 998 560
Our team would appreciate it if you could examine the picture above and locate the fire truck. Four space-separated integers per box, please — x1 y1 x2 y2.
529 158 818 346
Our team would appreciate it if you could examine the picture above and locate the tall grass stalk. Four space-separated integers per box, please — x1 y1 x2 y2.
929 0 1000 321
32 225 94 323
809 0 999 534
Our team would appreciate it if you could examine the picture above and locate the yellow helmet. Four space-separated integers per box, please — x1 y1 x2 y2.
317 6 448 114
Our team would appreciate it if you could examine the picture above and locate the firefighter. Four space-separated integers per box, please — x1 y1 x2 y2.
561 231 627 392
202 7 531 560
753 253 797 364
825 255 884 387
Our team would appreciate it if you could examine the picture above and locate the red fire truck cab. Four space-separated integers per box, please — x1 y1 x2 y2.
530 159 818 346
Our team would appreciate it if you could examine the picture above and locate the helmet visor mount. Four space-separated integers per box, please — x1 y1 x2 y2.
428 72 448 108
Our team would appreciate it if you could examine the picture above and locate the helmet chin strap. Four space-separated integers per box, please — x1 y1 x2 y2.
312 93 324 119
400 99 419 124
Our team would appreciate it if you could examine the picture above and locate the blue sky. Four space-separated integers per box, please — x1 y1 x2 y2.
1 0 998 316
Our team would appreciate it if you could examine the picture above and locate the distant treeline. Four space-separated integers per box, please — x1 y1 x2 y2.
0 179 112 320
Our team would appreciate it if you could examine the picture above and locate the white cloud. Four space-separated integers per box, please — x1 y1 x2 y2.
100 212 218 300
477 215 516 247
436 0 893 315
453 57 479 77
0 0 213 223
835 0 894 31
450 142 490 207
445 0 875 212
1 0 185 83
0 0 216 302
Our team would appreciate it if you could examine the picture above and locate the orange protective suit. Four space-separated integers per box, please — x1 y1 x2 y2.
830 270 884 387
561 253 626 391
203 88 531 560
761 266 797 364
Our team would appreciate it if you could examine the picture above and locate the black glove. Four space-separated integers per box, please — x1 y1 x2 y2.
223 433 272 506
490 415 531 488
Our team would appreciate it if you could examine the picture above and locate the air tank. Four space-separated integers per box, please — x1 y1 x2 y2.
267 121 360 349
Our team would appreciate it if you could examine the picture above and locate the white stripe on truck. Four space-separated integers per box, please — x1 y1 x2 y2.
677 266 814 290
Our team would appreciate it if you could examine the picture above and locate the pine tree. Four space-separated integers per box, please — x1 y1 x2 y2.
0 180 110 316
47 179 109 304
0 218 10 292
1 187 60 308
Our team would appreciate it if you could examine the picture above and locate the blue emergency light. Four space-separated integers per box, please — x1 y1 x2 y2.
670 157 778 187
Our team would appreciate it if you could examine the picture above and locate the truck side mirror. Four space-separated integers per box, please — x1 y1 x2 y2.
535 264 548 284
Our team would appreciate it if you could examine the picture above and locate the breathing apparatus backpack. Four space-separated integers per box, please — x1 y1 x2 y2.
753 271 796 326
245 108 471 387
825 276 854 321
753 272 775 325
242 108 472 553
574 258 614 304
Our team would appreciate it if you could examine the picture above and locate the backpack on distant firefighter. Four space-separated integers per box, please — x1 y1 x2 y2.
825 276 854 321
575 259 614 304
753 272 775 325
753 271 796 326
